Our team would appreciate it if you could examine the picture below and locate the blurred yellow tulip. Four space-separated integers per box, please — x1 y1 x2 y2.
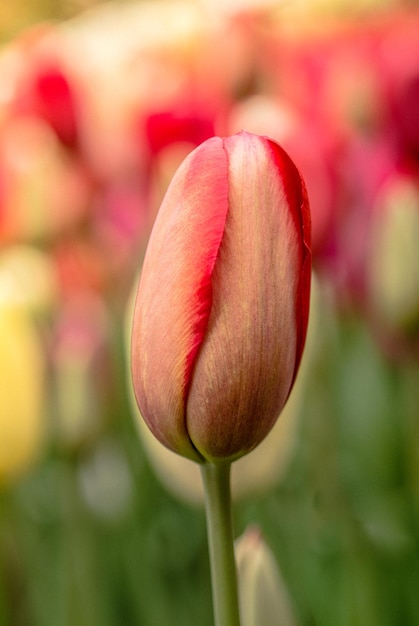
0 244 57 316
0 301 45 485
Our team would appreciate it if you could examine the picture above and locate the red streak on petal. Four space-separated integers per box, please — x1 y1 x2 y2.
267 139 312 378
183 141 230 402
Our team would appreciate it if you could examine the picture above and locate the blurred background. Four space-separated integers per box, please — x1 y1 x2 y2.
1 0 419 625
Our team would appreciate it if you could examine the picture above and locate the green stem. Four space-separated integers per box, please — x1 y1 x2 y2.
200 462 241 626
0 491 11 626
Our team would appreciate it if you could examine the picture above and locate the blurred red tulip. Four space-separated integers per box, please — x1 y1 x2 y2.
9 30 82 151
144 106 216 157
131 131 311 463
23 62 80 150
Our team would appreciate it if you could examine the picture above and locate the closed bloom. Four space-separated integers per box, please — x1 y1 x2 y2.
131 131 311 463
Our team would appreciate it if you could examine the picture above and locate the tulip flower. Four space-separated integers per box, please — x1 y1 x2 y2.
131 130 311 464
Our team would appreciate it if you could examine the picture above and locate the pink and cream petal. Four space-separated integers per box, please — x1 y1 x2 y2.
131 137 229 461
186 133 309 461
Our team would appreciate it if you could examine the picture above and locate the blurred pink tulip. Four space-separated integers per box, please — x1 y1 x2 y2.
131 131 311 463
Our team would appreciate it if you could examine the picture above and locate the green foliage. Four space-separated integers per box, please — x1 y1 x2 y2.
1 312 418 626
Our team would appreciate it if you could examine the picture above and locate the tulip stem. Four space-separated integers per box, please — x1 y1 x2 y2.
200 461 241 626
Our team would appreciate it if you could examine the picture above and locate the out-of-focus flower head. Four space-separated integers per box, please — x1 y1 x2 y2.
50 291 110 450
391 70 419 167
367 172 419 359
0 244 57 317
378 12 419 169
334 133 396 308
61 1 223 173
235 525 298 626
0 298 46 486
143 103 216 160
0 114 91 244
11 40 81 150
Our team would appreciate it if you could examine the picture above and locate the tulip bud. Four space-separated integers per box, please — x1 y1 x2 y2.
131 131 311 463
235 526 297 626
